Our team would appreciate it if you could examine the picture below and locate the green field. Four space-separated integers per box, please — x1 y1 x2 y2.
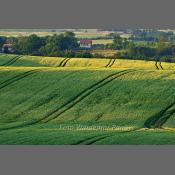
0 54 175 144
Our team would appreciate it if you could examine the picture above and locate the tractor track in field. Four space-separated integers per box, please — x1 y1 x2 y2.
86 129 141 145
0 69 41 91
144 101 175 128
0 85 50 116
58 58 71 67
9 72 76 119
155 61 159 70
57 58 67 67
159 62 163 70
105 58 116 68
94 113 104 122
0 55 22 66
0 55 18 66
4 55 22 66
72 128 142 145
62 58 71 67
86 135 112 145
42 69 136 123
109 59 116 67
143 71 175 128
155 61 163 70
105 59 112 67
72 134 111 145
93 70 155 122
0 69 65 116
0 69 136 132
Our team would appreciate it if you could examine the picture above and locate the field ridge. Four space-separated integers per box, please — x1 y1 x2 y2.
0 69 41 90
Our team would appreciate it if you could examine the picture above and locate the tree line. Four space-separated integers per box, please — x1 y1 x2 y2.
0 32 94 58
1 31 175 62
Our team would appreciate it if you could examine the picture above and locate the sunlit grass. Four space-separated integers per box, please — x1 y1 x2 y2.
0 54 175 144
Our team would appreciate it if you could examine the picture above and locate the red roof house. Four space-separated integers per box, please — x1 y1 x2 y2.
79 39 92 49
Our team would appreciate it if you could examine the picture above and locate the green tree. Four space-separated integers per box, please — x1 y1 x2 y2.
0 36 6 48
14 34 43 55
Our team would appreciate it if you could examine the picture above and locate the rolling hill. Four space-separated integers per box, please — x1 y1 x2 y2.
0 53 175 144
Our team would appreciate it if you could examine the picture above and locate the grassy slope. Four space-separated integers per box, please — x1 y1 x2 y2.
0 125 174 145
0 54 175 144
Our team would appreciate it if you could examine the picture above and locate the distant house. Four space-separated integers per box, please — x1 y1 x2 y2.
79 39 92 49
2 44 14 53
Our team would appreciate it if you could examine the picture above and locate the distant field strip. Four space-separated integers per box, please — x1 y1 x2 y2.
0 69 41 91
1 54 175 69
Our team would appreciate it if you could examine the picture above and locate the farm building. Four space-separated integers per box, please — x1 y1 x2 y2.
2 44 14 53
79 39 92 49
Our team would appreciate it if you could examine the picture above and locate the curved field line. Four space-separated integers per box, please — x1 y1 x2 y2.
0 55 20 66
42 69 136 123
0 69 136 132
57 58 69 67
85 127 142 145
93 70 155 122
0 84 50 116
105 58 113 67
159 62 163 70
0 70 84 131
6 56 22 66
0 69 41 91
72 128 141 145
4 56 22 66
72 134 111 145
62 58 71 67
144 102 175 128
94 114 104 122
85 135 113 145
7 72 76 119
3 55 21 66
155 61 159 70
3 56 19 66
57 58 67 67
109 59 116 67
0 69 37 86
144 71 175 128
